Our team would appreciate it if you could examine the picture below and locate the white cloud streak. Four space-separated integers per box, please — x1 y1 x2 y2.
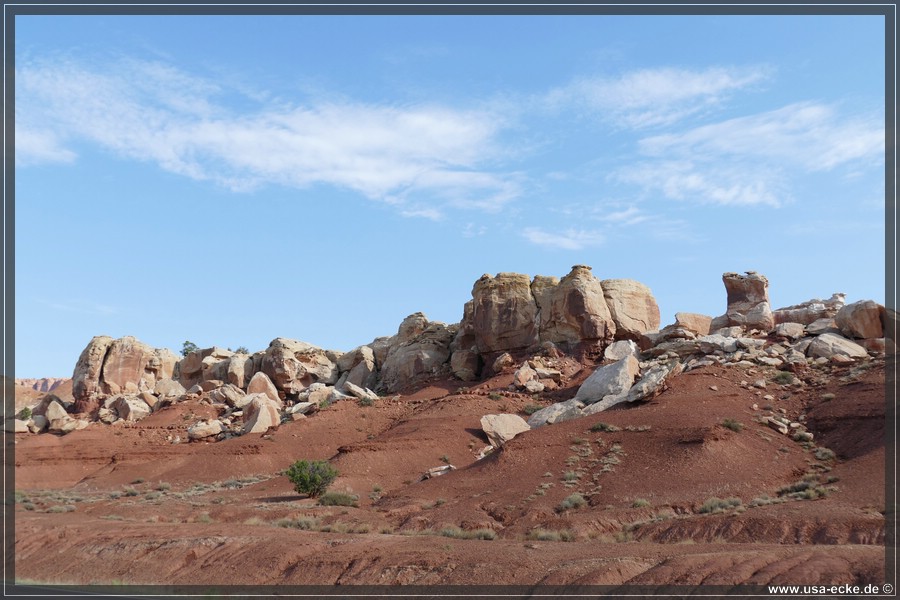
16 57 520 213
522 227 604 250
545 66 771 128
615 102 883 207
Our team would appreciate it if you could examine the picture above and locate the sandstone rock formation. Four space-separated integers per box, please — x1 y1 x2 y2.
470 273 539 354
539 266 615 346
601 278 660 341
379 315 456 393
836 300 885 340
674 313 712 336
260 338 340 395
574 355 640 405
774 293 845 325
712 271 775 332
480 414 531 447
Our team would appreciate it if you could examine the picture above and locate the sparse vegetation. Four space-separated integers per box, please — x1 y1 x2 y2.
488 392 502 401
821 393 836 401
196 512 213 524
17 407 32 420
154 482 171 491
563 471 579 482
275 517 319 530
632 498 651 508
181 341 200 357
590 422 621 432
698 497 741 514
527 528 575 542
286 460 339 498
557 493 587 512
439 526 496 540
772 371 795 385
317 491 359 507
523 404 542 415
721 419 743 432
440 455 450 464
123 488 140 497
234 346 250 354
814 447 836 461
358 397 374 407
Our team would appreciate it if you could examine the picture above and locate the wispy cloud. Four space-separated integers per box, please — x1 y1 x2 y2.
615 102 883 207
462 223 487 237
638 101 884 170
522 227 604 250
16 56 521 213
545 65 771 128
36 298 119 316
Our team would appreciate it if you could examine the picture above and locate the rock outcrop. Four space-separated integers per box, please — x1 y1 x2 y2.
539 266 616 347
713 271 775 332
601 279 660 341
379 315 456 393
260 338 340 395
72 336 176 414
471 273 539 354
836 300 885 340
774 294 845 325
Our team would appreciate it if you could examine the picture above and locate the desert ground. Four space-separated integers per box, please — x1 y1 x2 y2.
12 357 886 590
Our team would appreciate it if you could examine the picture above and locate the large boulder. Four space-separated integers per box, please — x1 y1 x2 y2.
717 271 774 331
601 279 660 341
110 395 151 422
674 313 712 336
260 338 340 395
807 333 869 360
379 317 456 393
526 398 585 428
242 395 281 434
246 372 282 405
774 293 846 325
471 272 539 353
540 266 616 347
100 337 178 396
480 414 531 447
573 355 640 405
225 353 255 388
835 300 885 340
338 346 378 391
71 336 115 413
154 378 186 399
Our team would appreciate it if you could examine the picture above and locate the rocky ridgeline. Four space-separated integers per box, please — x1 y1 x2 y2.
14 377 69 393
13 268 891 442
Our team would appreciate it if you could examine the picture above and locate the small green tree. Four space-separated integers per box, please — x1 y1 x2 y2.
234 346 250 354
181 341 200 357
286 460 338 498
17 407 32 420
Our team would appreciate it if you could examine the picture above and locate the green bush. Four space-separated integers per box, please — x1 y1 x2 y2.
772 371 795 385
17 407 32 420
557 493 587 512
523 404 542 415
317 491 358 507
590 422 621 432
286 460 339 498
181 341 200 357
721 419 743 432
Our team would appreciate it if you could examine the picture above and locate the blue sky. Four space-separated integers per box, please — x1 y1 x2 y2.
13 13 886 378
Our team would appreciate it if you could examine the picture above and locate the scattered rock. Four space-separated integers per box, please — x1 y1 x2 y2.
835 300 885 339
247 372 282 406
188 420 225 441
807 333 869 360
674 312 712 336
527 398 585 428
574 355 640 405
480 414 531 447
603 340 640 362
241 395 281 434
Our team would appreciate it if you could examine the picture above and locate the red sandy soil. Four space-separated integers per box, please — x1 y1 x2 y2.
12 358 887 588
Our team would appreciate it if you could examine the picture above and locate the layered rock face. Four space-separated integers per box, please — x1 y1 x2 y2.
72 336 176 414
712 271 775 332
774 293 845 325
453 265 659 378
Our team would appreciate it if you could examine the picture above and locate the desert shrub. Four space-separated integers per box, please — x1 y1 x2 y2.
721 419 743 432
792 431 814 442
821 393 836 401
523 404 542 415
181 341 199 357
563 471 579 482
488 392 502 401
698 497 739 514
557 493 587 512
814 447 836 461
358 397 374 407
590 422 621 432
439 526 495 540
527 528 576 542
17 407 32 420
632 498 651 508
275 517 319 530
123 488 140 497
772 371 795 385
234 346 250 354
154 482 171 491
440 455 450 464
317 491 359 507
196 512 213 524
286 460 338 498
